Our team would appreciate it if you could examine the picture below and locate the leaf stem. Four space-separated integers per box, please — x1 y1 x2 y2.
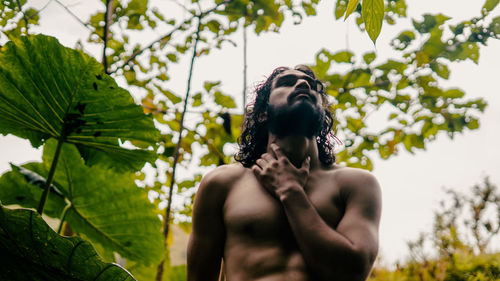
37 137 64 214
57 203 71 234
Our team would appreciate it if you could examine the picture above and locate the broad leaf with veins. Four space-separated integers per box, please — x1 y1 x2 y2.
0 139 164 265
0 35 159 172
0 205 136 280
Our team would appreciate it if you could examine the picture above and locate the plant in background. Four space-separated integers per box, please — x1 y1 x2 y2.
369 177 500 281
1 0 500 280
0 34 162 279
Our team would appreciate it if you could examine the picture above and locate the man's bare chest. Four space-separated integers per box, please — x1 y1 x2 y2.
223 172 345 241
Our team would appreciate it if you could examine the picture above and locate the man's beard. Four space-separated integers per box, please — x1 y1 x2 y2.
267 100 325 138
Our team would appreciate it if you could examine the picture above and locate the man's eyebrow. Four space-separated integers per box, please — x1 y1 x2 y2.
274 73 316 86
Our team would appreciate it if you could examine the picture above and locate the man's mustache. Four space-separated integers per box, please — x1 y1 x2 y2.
287 89 317 104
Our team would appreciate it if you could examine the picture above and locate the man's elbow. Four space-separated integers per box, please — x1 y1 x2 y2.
319 246 377 281
344 245 378 280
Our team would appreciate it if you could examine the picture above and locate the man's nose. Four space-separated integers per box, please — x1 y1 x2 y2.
295 79 310 90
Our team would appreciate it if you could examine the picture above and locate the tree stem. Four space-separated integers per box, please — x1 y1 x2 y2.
155 16 203 281
242 23 248 109
102 0 114 73
37 137 64 214
15 0 29 34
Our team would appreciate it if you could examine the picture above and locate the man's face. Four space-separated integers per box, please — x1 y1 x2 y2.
267 69 325 138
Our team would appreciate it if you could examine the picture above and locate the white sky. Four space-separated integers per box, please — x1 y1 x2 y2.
1 0 499 265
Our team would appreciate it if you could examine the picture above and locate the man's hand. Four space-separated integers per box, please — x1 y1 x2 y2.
252 143 310 198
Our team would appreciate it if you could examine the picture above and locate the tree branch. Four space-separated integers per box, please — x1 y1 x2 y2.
242 22 248 109
102 0 114 73
54 0 96 34
109 0 230 75
15 0 29 34
155 15 203 281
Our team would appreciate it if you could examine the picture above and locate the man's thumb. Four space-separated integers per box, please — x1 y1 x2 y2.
301 156 311 171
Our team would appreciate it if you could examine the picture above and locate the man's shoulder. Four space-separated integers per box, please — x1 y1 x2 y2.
327 165 381 197
200 163 248 190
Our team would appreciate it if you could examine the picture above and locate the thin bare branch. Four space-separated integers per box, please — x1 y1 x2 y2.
15 0 29 33
102 0 114 73
242 22 248 109
109 0 230 75
54 0 95 33
155 15 203 281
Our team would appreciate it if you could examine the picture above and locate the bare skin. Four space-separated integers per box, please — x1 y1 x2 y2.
187 70 382 281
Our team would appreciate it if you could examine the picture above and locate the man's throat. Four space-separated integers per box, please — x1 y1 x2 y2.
271 135 311 168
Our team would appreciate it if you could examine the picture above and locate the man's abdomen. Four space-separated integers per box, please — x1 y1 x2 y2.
223 242 311 281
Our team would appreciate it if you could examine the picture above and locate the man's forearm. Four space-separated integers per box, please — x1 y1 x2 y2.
278 184 368 281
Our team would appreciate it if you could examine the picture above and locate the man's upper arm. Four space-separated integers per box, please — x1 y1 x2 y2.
335 169 382 270
187 166 232 281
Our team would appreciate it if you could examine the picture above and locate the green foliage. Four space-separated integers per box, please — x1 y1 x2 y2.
369 177 500 281
339 0 404 43
0 204 136 281
0 139 164 265
0 1 39 39
362 0 385 43
1 0 500 279
310 8 497 169
0 35 158 172
370 252 500 281
482 0 500 14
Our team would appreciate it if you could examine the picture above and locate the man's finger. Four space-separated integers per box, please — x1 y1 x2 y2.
301 156 311 171
256 158 267 168
252 165 262 177
262 153 274 161
271 143 285 158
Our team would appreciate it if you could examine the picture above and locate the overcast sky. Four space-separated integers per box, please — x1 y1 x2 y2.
1 0 499 265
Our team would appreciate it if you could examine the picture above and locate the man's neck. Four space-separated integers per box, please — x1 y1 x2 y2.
267 134 321 170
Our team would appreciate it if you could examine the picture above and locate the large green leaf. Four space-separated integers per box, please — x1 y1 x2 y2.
362 0 384 43
0 163 66 218
0 205 136 281
0 139 164 265
0 35 159 172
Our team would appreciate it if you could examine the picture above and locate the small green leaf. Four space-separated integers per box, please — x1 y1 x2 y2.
206 20 221 33
166 53 178 62
430 62 450 79
482 0 500 13
335 0 348 19
443 88 465 98
363 52 376 64
466 119 479 130
377 59 407 74
332 50 354 63
204 81 221 92
490 16 500 34
362 0 384 43
344 0 360 20
214 91 236 109
192 92 203 107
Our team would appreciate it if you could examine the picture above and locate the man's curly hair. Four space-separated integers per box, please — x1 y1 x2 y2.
235 65 337 167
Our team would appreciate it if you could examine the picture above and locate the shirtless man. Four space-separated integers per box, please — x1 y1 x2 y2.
187 65 382 281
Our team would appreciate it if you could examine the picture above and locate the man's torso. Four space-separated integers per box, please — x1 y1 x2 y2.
222 165 346 281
